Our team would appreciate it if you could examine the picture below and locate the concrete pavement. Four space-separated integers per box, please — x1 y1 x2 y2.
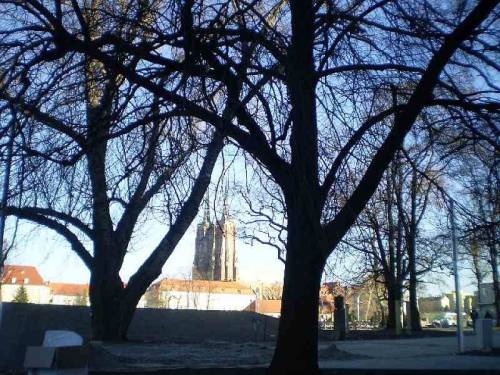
321 332 500 370
89 332 500 372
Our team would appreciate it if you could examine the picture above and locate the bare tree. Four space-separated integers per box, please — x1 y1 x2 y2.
334 129 457 332
397 143 441 331
252 282 283 300
1 108 21 301
345 161 412 332
0 2 224 340
425 91 499 325
465 237 490 298
1 0 498 372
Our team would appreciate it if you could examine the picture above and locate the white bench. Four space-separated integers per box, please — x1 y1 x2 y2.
24 330 88 375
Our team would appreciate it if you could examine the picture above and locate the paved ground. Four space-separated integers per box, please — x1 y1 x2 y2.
90 370 499 375
89 331 500 373
90 341 276 371
326 332 500 370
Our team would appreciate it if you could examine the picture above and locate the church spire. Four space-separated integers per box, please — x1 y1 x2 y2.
203 190 210 224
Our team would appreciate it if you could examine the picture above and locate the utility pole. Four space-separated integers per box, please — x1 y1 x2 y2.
450 199 464 353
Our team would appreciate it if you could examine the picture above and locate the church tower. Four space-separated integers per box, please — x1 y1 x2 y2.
193 197 214 280
193 190 238 281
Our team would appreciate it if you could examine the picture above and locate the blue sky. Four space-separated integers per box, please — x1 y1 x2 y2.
1 148 480 296
5 215 285 285
5 212 479 298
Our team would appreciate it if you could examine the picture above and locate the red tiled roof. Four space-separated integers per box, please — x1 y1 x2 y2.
50 283 88 296
1 265 44 285
153 278 254 295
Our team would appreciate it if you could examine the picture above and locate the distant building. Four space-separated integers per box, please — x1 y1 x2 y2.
445 291 475 314
49 283 89 306
1 264 91 306
419 291 476 323
0 265 51 304
193 198 237 281
244 299 281 318
145 278 255 310
464 295 476 314
418 295 450 314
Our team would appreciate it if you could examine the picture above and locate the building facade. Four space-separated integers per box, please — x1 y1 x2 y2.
193 199 238 281
1 265 90 306
49 283 89 306
0 265 51 304
145 278 255 310
444 291 475 314
418 295 451 314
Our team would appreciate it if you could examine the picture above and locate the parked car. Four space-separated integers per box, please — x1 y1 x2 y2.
431 312 457 328
431 319 442 328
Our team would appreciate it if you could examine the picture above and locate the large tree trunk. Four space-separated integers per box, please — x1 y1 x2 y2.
406 169 422 331
89 264 138 341
408 270 422 331
386 286 396 330
408 233 422 331
386 281 401 330
269 0 322 371
90 265 124 340
269 212 325 374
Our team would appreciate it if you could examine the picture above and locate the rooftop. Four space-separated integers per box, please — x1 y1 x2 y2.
1 265 45 285
152 278 254 295
49 282 88 296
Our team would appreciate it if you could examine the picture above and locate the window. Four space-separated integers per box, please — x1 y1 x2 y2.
24 278 29 284
11 277 16 283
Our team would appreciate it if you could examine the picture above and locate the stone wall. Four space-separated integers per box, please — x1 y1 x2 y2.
0 303 278 372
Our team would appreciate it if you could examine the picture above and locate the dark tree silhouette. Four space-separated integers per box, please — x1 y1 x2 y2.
343 143 444 332
0 2 226 340
0 0 498 372
456 152 499 326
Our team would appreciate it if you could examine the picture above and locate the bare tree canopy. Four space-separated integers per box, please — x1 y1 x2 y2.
0 0 498 372
0 1 225 340
448 148 499 325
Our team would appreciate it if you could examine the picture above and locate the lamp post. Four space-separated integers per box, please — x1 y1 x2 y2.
450 199 464 353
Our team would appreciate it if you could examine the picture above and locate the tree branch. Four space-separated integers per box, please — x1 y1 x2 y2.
323 0 499 254
3 205 93 269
